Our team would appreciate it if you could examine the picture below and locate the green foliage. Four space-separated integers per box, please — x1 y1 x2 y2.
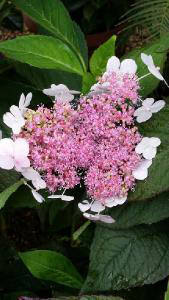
165 282 169 300
13 0 87 72
107 191 169 229
19 250 84 289
82 72 95 93
128 105 169 201
0 180 24 210
123 0 169 39
123 33 169 97
89 35 116 77
0 35 84 75
82 223 169 292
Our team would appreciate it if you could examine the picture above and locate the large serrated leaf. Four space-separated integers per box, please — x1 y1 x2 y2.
0 35 83 75
90 36 116 77
0 179 23 210
82 224 169 292
129 105 169 201
106 191 169 230
123 33 169 97
13 0 87 72
19 250 84 289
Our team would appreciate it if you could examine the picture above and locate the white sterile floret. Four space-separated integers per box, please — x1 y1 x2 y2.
141 53 169 86
78 200 91 212
90 200 105 213
134 98 165 123
0 138 30 171
132 159 152 180
105 56 137 75
21 167 46 190
43 84 80 103
19 92 32 115
83 212 115 224
48 194 74 201
3 105 25 134
90 82 110 95
104 195 127 207
135 137 161 160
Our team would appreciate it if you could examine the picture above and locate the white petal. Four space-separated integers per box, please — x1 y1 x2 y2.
12 122 24 134
151 100 165 113
15 157 30 171
132 164 148 180
0 130 2 140
43 87 56 96
21 167 39 181
10 105 22 118
78 200 91 212
99 214 115 224
19 93 25 109
25 93 32 107
135 137 150 154
143 147 157 160
149 137 161 147
120 59 137 74
61 195 74 201
48 194 74 201
106 56 120 73
70 90 80 95
48 194 62 199
141 53 154 66
31 189 44 203
136 110 152 123
0 138 14 157
142 98 154 108
0 155 14 170
3 112 16 128
14 138 29 158
105 195 127 207
32 177 46 190
148 65 164 81
132 159 152 180
90 201 105 213
83 213 100 221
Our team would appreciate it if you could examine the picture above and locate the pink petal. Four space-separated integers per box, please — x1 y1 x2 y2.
99 214 115 223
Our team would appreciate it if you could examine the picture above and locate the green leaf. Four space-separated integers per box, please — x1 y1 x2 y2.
129 105 169 201
82 72 95 94
165 282 169 300
0 35 83 75
107 191 169 230
123 33 169 97
15 63 82 91
90 35 116 77
13 0 87 72
0 180 24 210
82 224 169 292
19 250 84 289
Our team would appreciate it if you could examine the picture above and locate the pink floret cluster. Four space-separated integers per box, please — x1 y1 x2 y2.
101 72 140 104
18 72 142 202
76 95 141 202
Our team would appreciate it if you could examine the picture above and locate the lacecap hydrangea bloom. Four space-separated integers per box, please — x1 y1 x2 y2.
0 53 166 223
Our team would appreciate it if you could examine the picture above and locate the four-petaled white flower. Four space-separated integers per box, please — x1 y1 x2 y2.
21 167 46 190
136 137 161 160
43 84 80 103
141 53 169 86
48 194 74 201
19 92 32 115
0 138 30 171
134 98 165 123
104 195 127 207
132 159 152 180
105 56 137 75
83 212 115 224
3 105 25 134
